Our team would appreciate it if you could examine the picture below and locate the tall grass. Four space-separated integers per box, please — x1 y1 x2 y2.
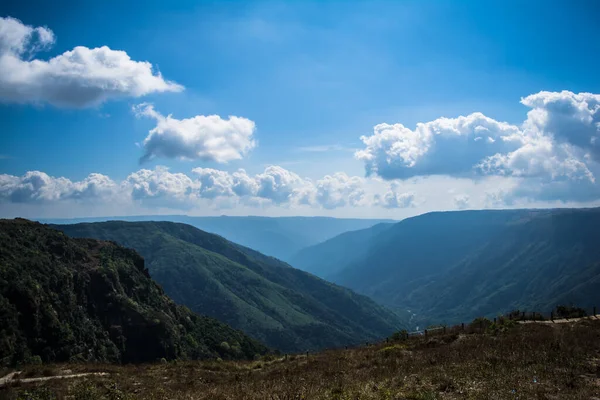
3 319 600 399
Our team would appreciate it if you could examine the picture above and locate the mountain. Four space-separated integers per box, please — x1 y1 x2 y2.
290 222 394 277
41 215 394 261
296 208 600 327
0 219 266 366
54 221 404 352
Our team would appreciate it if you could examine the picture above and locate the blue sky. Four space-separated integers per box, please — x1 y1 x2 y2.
1 0 600 218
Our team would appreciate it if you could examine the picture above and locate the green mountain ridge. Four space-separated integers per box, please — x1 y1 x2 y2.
54 220 404 352
41 215 394 261
290 222 394 277
295 208 600 327
0 219 267 366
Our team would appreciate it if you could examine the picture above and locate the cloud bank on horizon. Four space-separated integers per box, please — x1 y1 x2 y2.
1 15 600 218
2 88 600 217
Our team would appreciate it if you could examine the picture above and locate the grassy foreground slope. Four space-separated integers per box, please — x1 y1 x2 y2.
55 221 403 352
0 219 266 366
3 318 600 399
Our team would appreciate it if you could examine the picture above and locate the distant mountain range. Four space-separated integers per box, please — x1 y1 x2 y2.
292 208 600 327
290 222 394 277
42 215 394 262
54 220 404 352
0 219 266 366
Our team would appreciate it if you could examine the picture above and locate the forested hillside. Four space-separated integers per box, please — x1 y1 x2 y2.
0 219 266 366
55 221 404 352
296 208 600 326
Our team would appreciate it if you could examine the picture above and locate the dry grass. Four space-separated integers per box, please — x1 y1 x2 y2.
3 319 600 399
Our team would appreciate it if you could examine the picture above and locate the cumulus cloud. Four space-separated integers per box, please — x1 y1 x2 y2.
134 103 256 163
7 166 600 219
521 91 600 157
125 167 199 203
192 166 355 207
313 173 366 209
355 112 523 180
0 171 118 203
130 166 309 206
356 90 600 204
484 189 516 208
192 167 259 198
255 166 310 204
453 194 470 210
476 139 594 182
0 17 182 107
0 165 396 213
374 182 416 209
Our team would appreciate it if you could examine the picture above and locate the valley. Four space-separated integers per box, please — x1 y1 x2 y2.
53 220 404 352
294 208 600 327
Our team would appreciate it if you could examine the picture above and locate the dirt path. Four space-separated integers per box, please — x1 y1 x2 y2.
0 372 20 386
518 315 599 324
0 371 109 387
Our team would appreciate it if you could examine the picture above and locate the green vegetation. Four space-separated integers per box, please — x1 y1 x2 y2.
556 305 588 319
0 219 266 366
298 208 600 327
54 221 404 353
4 318 600 399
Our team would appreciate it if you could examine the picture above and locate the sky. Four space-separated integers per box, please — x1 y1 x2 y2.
1 0 600 219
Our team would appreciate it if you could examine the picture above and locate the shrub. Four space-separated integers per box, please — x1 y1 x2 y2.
469 317 492 333
26 355 43 365
556 305 587 319
16 388 57 400
390 329 409 341
487 317 517 335
378 344 408 358
219 341 231 352
72 382 102 400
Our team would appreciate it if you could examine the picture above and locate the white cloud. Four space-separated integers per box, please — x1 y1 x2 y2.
0 166 396 213
356 90 600 204
0 171 118 203
124 167 199 207
192 168 237 198
374 182 416 209
3 167 600 219
476 140 594 182
231 169 260 196
521 91 600 157
313 173 366 209
453 194 470 209
484 189 516 208
130 166 310 206
255 165 307 204
0 16 54 55
295 144 356 153
355 112 523 179
134 103 256 163
0 16 182 107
